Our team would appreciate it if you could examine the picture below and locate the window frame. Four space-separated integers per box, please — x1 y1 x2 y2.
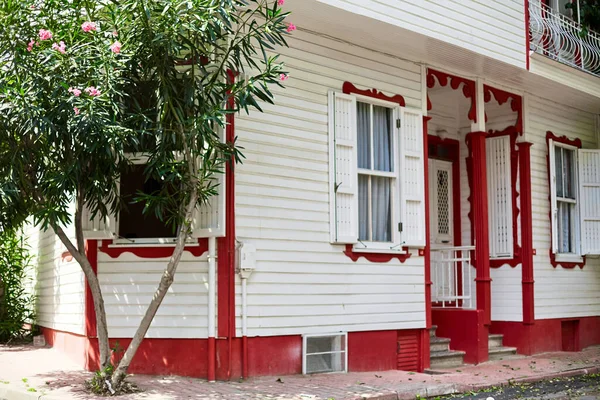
351 94 403 253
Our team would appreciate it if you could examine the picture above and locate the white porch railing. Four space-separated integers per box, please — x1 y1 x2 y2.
431 245 475 309
529 0 600 76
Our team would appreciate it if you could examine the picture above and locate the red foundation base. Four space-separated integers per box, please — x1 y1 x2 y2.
432 308 489 364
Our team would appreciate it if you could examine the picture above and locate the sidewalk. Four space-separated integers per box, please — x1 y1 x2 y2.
0 344 599 400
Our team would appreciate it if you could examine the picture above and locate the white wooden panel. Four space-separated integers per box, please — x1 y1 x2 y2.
490 265 523 322
527 94 600 319
235 32 426 337
578 150 600 255
82 205 117 239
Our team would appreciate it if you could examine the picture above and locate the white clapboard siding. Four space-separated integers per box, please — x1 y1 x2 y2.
315 0 526 69
235 32 426 337
490 265 523 322
24 221 86 335
527 94 600 319
578 150 600 255
487 136 514 258
97 252 210 338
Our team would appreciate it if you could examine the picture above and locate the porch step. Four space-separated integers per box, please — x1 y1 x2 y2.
488 346 518 361
430 337 451 352
430 349 466 369
488 334 505 349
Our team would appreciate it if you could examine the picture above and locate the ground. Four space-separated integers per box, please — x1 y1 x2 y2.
0 344 599 399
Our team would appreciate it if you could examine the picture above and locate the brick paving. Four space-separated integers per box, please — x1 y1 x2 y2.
0 344 599 399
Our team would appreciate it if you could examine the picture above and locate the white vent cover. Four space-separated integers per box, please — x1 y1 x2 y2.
302 333 348 374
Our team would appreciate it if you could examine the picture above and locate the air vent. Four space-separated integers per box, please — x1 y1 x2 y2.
302 333 348 374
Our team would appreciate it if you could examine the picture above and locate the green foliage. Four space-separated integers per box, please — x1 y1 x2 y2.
0 228 36 342
566 1 600 34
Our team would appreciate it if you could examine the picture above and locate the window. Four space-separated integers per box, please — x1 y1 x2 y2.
302 333 347 374
328 90 425 251
554 144 578 254
357 102 395 243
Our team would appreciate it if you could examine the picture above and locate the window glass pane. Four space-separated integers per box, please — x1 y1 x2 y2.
555 146 564 198
371 176 392 242
358 174 369 241
373 106 392 172
557 201 574 253
437 170 450 235
564 148 576 199
357 102 371 169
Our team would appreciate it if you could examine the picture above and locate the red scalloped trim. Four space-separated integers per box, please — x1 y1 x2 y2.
99 239 208 258
427 69 477 122
342 81 405 107
545 131 585 269
484 85 523 136
344 244 411 263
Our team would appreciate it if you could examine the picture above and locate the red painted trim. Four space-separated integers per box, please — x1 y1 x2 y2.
545 131 586 269
525 0 531 70
467 131 492 326
41 328 92 369
427 68 477 122
518 142 535 325
342 81 406 106
85 240 98 338
432 308 489 364
207 337 216 381
484 85 523 135
423 118 432 330
98 239 208 258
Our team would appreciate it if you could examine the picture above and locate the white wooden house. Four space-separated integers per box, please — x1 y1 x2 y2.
27 0 600 379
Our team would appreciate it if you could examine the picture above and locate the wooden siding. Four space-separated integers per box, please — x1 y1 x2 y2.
97 252 210 338
234 31 426 337
315 0 526 69
25 222 86 335
527 95 600 320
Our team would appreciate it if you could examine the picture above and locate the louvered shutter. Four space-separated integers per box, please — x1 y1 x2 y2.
82 206 117 239
486 136 514 258
399 107 425 247
328 91 358 244
548 139 559 254
578 149 600 255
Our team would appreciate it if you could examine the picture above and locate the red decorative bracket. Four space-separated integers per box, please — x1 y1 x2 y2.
342 81 405 107
484 85 523 136
344 244 411 263
427 69 477 122
99 239 208 259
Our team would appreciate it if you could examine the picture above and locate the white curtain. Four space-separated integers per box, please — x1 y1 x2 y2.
357 103 370 169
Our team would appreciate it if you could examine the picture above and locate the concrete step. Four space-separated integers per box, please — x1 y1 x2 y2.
429 349 466 369
488 346 518 361
430 337 451 353
488 334 504 349
430 325 438 338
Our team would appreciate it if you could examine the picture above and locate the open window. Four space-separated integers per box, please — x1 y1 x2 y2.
549 137 600 260
328 91 425 252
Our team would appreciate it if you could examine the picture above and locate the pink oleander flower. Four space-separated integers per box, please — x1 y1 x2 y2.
38 29 52 40
68 87 82 97
277 0 284 5
280 73 289 81
286 23 296 32
81 21 97 33
109 41 121 54
112 30 118 37
73 107 80 115
84 86 101 97
27 39 35 52
52 41 66 54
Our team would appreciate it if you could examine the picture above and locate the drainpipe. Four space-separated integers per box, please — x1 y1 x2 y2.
238 242 255 379
207 236 216 382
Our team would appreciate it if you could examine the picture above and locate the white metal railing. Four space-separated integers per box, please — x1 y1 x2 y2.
431 245 475 309
529 0 600 76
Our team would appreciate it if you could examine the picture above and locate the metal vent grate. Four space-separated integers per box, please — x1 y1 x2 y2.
302 333 347 374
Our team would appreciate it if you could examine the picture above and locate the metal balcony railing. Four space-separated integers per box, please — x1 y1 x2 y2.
529 0 600 76
431 245 475 309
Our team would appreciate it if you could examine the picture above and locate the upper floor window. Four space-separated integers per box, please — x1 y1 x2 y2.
552 144 578 254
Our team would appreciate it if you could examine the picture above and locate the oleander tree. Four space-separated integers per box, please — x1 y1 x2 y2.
0 0 292 392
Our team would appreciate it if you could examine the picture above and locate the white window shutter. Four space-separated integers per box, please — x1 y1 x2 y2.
399 107 425 247
549 139 559 254
82 206 117 239
329 91 358 244
486 136 514 258
578 149 600 255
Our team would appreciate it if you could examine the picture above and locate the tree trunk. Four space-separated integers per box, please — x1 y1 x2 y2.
54 226 112 371
110 191 199 388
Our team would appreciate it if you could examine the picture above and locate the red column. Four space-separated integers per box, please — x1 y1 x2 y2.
470 131 492 326
422 116 432 371
518 142 535 325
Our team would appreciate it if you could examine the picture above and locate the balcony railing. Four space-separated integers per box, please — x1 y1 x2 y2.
529 0 600 76
431 245 474 309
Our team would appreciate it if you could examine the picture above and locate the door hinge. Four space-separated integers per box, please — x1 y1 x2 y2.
398 222 403 232
396 119 401 129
